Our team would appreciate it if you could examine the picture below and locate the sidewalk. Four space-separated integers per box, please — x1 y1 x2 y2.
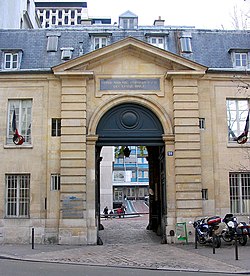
1 210 250 273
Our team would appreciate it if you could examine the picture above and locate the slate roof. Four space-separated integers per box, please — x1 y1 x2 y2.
0 26 250 73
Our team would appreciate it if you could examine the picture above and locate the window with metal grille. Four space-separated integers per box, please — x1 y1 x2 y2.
5 174 30 218
7 99 32 145
51 174 60 191
229 172 250 214
199 118 205 129
51 118 61 136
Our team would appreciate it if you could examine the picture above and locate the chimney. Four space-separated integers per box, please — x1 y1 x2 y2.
154 16 165 26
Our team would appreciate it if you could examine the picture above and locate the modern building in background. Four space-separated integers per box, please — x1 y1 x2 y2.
35 0 111 28
0 0 40 29
113 146 149 207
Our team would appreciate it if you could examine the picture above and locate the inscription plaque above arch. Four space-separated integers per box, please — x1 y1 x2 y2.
96 103 164 146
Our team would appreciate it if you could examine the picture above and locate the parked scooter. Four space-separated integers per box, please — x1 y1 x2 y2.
190 216 222 248
221 213 248 246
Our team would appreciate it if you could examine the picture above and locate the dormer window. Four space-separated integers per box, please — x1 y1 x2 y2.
119 11 138 29
94 37 107 50
3 51 22 70
229 49 250 69
179 32 192 53
235 52 248 68
60 47 74 60
149 37 165 49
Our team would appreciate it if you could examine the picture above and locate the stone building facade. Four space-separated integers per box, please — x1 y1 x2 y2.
0 12 250 244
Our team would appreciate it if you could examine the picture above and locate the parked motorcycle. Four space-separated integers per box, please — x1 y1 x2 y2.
191 216 222 248
221 213 248 246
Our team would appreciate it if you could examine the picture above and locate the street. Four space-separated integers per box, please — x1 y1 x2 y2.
0 259 245 276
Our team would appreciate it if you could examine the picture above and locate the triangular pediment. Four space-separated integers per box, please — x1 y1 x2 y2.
52 37 207 76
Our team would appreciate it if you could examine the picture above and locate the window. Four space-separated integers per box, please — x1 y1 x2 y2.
235 53 248 68
4 52 19 69
7 99 32 145
5 174 30 218
199 118 205 129
201 189 208 200
150 37 165 49
227 99 249 142
179 32 192 53
51 118 61 136
94 37 107 50
121 18 136 29
230 172 250 214
47 35 59 52
51 174 60 191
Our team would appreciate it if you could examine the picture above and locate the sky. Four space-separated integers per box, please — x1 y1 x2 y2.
87 0 249 29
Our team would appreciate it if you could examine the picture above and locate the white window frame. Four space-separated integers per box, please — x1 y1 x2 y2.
234 52 248 68
227 99 249 142
7 99 32 145
230 172 250 214
149 37 165 49
4 52 19 70
51 174 60 191
94 37 107 50
5 174 30 218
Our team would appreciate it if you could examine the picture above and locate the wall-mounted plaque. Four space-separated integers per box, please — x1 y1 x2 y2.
100 78 160 91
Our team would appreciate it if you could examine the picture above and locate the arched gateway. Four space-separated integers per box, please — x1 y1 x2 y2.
96 103 167 244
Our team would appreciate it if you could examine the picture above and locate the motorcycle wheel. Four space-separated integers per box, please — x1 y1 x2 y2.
196 233 206 244
238 235 248 246
213 236 221 248
221 231 233 243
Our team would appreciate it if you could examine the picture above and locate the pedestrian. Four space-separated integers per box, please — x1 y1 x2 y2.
121 204 126 218
103 206 108 219
117 207 122 218
109 209 114 219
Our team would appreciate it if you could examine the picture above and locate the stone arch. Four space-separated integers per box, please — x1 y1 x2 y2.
88 95 173 138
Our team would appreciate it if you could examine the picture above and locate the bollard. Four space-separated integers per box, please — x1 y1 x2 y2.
195 229 198 249
212 232 215 254
235 234 238 260
31 227 34 249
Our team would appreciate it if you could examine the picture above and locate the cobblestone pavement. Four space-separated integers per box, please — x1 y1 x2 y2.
1 205 250 273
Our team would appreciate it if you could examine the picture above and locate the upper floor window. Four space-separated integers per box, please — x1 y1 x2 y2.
149 37 165 49
94 37 107 50
119 11 138 29
179 32 192 53
4 52 20 70
227 99 249 142
52 118 61 136
7 99 32 145
235 52 248 68
229 49 250 69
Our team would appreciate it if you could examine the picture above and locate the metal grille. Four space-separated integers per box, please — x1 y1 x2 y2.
6 174 30 218
230 172 250 214
51 174 60 190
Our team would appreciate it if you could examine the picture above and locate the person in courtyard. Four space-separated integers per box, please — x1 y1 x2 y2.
109 209 114 219
117 207 122 218
103 206 108 219
121 204 126 218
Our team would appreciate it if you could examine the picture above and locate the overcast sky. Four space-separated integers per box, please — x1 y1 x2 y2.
87 0 249 29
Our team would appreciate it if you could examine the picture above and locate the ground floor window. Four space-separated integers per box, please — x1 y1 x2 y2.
229 172 250 214
5 174 30 218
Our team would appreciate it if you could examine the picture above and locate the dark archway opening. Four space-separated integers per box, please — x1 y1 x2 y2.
96 103 166 245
